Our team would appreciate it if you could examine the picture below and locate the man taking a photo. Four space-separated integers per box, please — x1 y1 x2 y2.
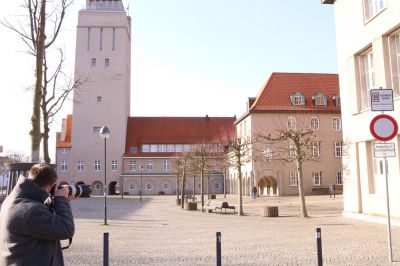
0 164 75 266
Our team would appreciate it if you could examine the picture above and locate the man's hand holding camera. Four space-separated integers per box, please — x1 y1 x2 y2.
54 185 76 201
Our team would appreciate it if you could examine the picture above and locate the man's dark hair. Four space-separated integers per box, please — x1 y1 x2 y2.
29 164 58 187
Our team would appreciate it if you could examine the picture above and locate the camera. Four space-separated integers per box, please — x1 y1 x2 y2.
53 184 92 198
65 184 91 198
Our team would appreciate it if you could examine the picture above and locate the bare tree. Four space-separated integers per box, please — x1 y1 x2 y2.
173 153 192 209
191 143 214 211
173 156 183 205
2 0 73 162
214 145 230 198
225 137 253 216
257 126 318 218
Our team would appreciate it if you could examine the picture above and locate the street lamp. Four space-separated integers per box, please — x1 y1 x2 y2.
99 126 110 225
140 165 143 202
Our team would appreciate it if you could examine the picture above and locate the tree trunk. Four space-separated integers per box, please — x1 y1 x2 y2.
42 114 50 163
296 160 309 218
176 172 180 205
180 168 186 209
223 169 226 198
207 174 210 199
192 174 195 197
30 0 46 163
238 167 244 216
200 170 204 211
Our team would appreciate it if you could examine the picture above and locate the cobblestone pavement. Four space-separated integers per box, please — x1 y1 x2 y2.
54 195 399 265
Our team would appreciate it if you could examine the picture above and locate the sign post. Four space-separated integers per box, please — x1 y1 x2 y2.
370 88 394 111
370 104 397 263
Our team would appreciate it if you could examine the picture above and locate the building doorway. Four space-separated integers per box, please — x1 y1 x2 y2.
257 176 278 196
109 181 119 195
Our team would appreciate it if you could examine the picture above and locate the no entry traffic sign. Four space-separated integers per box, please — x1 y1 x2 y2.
370 114 398 141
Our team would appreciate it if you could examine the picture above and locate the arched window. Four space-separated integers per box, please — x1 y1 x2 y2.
312 92 328 106
287 116 297 129
310 117 320 131
290 92 305 106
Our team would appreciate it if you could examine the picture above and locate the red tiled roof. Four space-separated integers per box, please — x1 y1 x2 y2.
56 115 72 148
250 72 340 112
124 116 236 157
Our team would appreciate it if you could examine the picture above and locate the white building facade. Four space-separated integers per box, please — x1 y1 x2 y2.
323 0 400 218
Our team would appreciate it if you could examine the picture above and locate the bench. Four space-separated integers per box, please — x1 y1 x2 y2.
204 201 235 214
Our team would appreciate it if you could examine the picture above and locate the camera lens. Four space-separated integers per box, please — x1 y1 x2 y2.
67 184 91 198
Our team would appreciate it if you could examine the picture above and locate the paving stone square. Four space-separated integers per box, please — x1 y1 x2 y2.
59 194 400 265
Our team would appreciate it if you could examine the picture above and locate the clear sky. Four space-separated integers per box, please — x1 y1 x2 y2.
0 0 337 161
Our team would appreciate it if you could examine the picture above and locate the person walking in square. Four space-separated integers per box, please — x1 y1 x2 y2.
252 186 257 199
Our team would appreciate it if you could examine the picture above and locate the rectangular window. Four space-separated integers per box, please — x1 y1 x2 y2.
61 148 69 153
310 117 320 131
167 144 175 152
111 160 117 171
315 96 327 106
112 27 116 51
77 160 84 171
336 171 343 185
359 49 375 109
94 160 101 171
100 28 103 51
334 142 343 157
183 144 191 152
332 117 341 131
93 126 101 133
159 145 167 152
61 160 68 171
289 172 298 186
364 0 386 22
142 145 150 152
313 172 322 186
163 160 170 171
130 147 137 153
91 58 96 67
287 117 296 129
97 96 102 103
294 96 302 105
129 160 136 172
146 160 153 171
150 145 158 153
87 27 91 51
311 141 320 157
176 144 183 152
105 58 110 68
389 31 400 97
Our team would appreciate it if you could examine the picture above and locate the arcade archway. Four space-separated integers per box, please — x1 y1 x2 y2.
257 176 278 196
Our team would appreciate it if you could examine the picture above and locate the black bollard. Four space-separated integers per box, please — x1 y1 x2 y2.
216 232 221 266
316 228 323 266
104 232 109 266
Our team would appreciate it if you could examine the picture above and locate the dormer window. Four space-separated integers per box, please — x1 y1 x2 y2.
290 92 305 106
332 95 341 106
312 92 327 106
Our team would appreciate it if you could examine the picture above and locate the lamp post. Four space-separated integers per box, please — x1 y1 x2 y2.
140 166 143 202
99 126 110 225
